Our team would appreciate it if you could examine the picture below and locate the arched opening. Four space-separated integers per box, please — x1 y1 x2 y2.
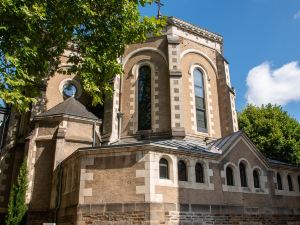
298 176 300 192
277 173 283 190
138 65 152 130
288 175 293 191
178 160 187 181
193 69 207 132
226 166 234 186
239 162 248 187
195 163 204 183
253 169 260 188
159 158 169 179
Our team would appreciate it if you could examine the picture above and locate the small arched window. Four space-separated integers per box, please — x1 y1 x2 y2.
253 169 260 188
159 158 169 179
193 69 207 131
239 162 247 187
277 173 283 190
226 166 234 186
195 163 204 183
178 160 187 181
287 175 293 191
138 65 152 130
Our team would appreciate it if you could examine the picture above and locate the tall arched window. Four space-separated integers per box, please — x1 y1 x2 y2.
193 69 207 131
226 166 234 186
138 65 152 130
253 169 260 188
195 163 204 183
178 160 187 181
298 176 300 192
239 162 247 187
159 158 169 179
287 175 293 191
277 173 283 190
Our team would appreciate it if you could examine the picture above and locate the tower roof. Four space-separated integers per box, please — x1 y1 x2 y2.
35 97 99 121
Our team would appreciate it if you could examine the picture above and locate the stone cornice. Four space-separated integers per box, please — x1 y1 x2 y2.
167 17 223 44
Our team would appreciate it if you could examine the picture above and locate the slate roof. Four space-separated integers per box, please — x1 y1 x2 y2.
35 97 99 121
209 130 243 153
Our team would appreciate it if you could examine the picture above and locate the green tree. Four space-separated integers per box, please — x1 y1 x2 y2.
0 0 165 111
6 159 28 225
238 104 300 165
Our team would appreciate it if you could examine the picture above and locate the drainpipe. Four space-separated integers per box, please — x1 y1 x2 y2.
54 164 63 223
93 122 96 147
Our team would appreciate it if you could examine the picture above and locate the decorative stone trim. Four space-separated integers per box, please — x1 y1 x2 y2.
79 156 95 204
109 75 121 143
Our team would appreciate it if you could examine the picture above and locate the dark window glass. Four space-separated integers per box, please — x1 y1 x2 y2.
138 66 151 130
178 160 187 181
298 176 300 192
239 163 247 187
193 69 207 131
195 163 204 183
253 170 260 188
159 158 169 179
226 167 234 186
288 175 293 191
277 173 283 190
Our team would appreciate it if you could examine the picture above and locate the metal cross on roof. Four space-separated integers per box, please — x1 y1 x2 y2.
155 0 164 19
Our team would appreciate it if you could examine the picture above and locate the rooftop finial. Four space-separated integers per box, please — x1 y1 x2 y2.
155 0 164 19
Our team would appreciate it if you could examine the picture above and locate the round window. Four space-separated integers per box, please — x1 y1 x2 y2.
62 83 77 97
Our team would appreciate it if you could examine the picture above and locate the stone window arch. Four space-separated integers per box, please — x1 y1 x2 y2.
253 169 260 188
277 173 283 190
159 158 169 179
226 166 234 186
178 160 188 181
195 162 204 183
239 162 248 187
287 174 294 191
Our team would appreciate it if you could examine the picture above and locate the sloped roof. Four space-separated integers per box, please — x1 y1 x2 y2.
209 130 243 153
35 97 99 121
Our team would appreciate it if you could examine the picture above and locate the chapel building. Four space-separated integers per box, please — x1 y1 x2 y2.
0 17 300 225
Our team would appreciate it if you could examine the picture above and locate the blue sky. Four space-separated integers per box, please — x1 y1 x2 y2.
141 0 300 121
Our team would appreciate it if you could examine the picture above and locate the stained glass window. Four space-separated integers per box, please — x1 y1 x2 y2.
226 167 234 186
195 163 204 183
178 160 187 181
253 170 260 188
193 69 207 131
159 158 169 179
239 162 248 187
138 66 151 130
277 173 283 190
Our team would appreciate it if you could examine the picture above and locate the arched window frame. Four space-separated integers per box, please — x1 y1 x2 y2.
287 174 294 191
239 162 248 187
178 160 188 182
277 173 283 190
253 169 261 189
189 64 210 135
133 61 156 133
159 158 169 179
226 166 235 186
195 162 205 183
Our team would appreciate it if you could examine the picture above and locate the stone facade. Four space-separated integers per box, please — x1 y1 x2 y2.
0 17 299 225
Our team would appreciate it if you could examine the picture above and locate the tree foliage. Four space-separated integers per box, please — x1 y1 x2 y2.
6 158 28 225
0 0 165 111
238 104 300 165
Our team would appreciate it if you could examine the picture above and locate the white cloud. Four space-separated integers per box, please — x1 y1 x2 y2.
294 10 300 19
246 61 300 106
